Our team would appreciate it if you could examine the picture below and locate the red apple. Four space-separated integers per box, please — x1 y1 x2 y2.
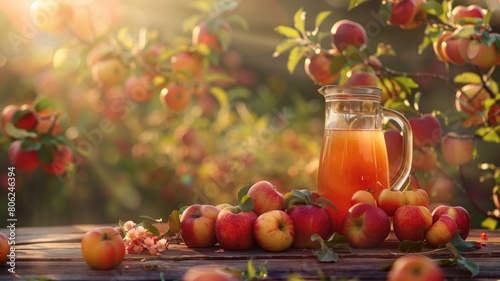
330 20 367 51
403 189 429 207
428 176 455 202
451 5 485 25
253 210 295 252
247 181 284 215
388 255 444 281
160 85 192 111
287 204 332 249
401 0 428 29
433 31 453 62
0 231 9 266
441 132 475 166
425 214 458 248
12 105 38 132
351 190 377 206
412 146 438 172
393 205 433 242
125 75 154 103
171 51 204 81
431 205 471 240
192 20 232 55
1 105 19 137
467 39 499 69
41 145 73 176
344 66 379 86
8 140 40 172
409 114 442 148
387 0 418 26
342 203 391 248
304 50 343 85
377 189 406 216
215 206 258 250
442 36 468 65
180 204 220 248
455 84 489 126
81 226 125 270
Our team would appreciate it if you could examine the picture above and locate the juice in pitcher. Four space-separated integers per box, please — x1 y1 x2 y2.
318 129 390 234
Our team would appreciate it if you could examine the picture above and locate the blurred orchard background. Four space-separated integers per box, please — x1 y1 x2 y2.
0 0 500 228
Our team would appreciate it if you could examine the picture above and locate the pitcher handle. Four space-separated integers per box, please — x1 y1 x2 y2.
381 108 413 191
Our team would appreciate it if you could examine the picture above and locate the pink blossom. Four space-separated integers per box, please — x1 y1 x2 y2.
123 221 136 232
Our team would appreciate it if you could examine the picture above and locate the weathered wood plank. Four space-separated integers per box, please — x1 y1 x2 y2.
4 257 500 281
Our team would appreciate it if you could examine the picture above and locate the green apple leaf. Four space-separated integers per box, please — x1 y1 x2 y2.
3 122 37 139
454 72 482 84
237 184 252 201
311 234 340 262
457 255 480 277
139 220 161 237
421 0 443 16
168 210 181 234
238 195 254 212
287 46 309 74
273 39 301 58
448 231 478 252
315 197 337 211
293 8 306 35
33 96 56 112
275 25 301 39
398 240 424 253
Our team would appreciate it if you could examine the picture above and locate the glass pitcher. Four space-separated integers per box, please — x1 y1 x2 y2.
317 85 413 234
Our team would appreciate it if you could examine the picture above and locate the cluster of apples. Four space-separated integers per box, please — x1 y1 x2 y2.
179 181 333 252
344 188 471 249
84 19 232 114
1 101 72 175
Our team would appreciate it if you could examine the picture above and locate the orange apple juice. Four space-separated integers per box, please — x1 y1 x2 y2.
318 129 390 234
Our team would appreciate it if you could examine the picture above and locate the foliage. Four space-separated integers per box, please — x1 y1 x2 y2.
273 0 500 227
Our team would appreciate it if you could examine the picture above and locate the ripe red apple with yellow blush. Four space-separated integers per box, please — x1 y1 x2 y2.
91 58 127 87
400 0 427 29
388 255 444 281
377 189 406 216
412 146 438 172
393 205 433 242
171 51 204 81
386 0 418 26
304 50 343 85
342 203 391 248
215 206 258 250
247 181 284 215
351 190 377 206
425 214 458 248
441 132 475 166
467 39 499 69
403 189 429 207
81 227 125 270
180 204 220 248
344 67 379 87
451 5 485 25
431 205 471 240
409 114 442 148
253 210 295 252
330 20 367 51
433 31 453 62
455 84 489 126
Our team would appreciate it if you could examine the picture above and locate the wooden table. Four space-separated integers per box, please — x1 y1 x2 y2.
1 225 499 280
